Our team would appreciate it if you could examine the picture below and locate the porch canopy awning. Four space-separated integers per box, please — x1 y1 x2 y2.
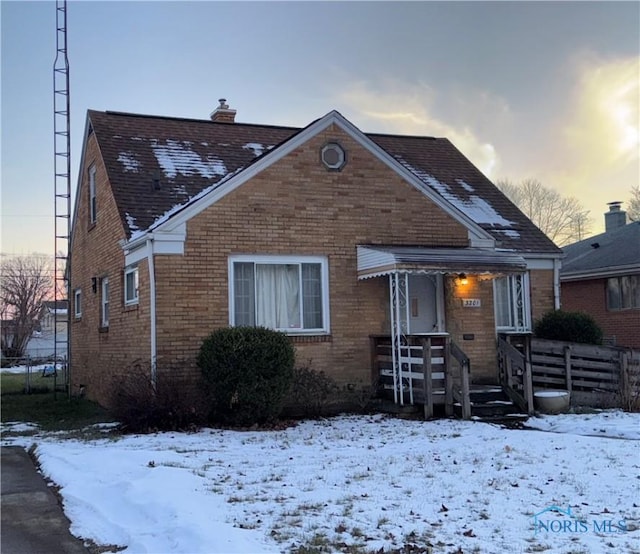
357 245 527 280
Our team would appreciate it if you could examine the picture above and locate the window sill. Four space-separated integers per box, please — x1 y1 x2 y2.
98 326 109 334
289 335 332 344
123 303 139 312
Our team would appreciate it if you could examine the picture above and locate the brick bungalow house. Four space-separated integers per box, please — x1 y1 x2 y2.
69 101 562 412
561 202 639 349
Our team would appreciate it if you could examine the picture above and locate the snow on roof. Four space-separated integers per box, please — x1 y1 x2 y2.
125 212 139 232
140 165 248 236
495 229 521 239
396 157 515 227
243 143 265 157
151 139 228 179
88 110 561 255
457 179 475 193
117 152 141 173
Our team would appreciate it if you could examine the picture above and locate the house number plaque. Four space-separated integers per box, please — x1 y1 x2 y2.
462 298 481 308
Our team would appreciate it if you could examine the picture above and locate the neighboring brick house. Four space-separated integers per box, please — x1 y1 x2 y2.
561 203 640 349
69 101 562 408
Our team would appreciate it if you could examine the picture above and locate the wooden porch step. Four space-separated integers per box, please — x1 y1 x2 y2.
457 385 529 422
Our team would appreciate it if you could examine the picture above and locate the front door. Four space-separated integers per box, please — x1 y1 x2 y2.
408 274 443 334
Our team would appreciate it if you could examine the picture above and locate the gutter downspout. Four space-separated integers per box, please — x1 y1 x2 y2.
146 238 157 387
553 258 561 310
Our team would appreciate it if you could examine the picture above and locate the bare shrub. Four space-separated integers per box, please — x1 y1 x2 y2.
110 362 207 433
287 364 339 418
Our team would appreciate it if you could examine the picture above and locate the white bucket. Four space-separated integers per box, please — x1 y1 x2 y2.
534 390 571 414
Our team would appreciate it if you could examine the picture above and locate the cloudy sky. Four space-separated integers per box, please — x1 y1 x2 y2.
1 1 638 255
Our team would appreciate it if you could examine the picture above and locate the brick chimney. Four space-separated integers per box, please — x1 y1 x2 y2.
605 201 627 232
210 98 236 123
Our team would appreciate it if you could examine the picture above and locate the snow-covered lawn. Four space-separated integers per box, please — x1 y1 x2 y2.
2 412 639 554
1 363 55 375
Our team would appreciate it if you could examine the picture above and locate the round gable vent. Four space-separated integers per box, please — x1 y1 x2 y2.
321 142 346 171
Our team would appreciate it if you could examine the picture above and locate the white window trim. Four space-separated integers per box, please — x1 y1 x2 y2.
228 254 330 335
89 165 97 224
74 289 82 318
124 266 139 306
493 273 531 333
101 277 110 327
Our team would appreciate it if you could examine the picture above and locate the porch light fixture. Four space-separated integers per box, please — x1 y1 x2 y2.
458 273 468 286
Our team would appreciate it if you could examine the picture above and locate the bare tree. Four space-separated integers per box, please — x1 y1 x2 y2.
496 178 592 246
0 255 54 358
627 185 640 222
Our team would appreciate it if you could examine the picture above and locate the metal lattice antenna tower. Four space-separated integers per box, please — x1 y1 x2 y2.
53 0 71 396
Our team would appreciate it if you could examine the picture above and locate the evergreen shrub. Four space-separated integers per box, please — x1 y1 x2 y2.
534 310 603 345
197 326 295 425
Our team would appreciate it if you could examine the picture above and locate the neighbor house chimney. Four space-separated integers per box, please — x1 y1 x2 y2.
210 98 236 123
604 201 627 232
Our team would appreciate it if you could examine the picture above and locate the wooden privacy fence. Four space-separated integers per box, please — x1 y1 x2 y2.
531 338 640 410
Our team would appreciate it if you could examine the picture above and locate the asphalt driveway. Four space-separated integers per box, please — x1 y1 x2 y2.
1 446 88 554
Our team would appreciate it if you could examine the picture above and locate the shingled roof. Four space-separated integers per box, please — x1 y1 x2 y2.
561 220 640 280
85 109 561 255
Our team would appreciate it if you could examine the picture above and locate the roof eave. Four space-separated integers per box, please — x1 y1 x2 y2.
560 264 640 281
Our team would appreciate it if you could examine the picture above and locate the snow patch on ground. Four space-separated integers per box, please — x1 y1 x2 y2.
524 410 640 440
2 412 639 553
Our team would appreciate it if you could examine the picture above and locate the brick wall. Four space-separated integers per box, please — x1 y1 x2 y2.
562 278 640 349
446 275 500 382
152 125 470 389
530 269 556 324
72 122 560 405
70 133 151 405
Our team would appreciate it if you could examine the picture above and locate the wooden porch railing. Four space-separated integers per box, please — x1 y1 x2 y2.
448 341 471 420
370 335 472 419
497 335 534 415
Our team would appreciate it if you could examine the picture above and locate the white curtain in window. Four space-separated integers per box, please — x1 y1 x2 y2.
256 264 301 329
